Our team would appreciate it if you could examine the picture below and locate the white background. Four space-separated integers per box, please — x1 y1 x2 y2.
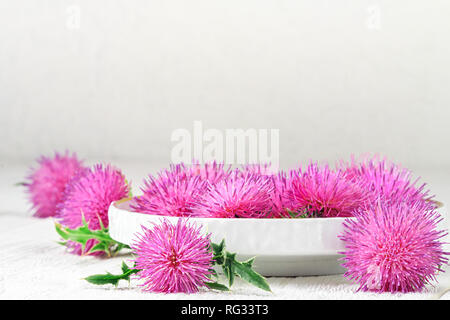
1 1 450 299
1 0 450 172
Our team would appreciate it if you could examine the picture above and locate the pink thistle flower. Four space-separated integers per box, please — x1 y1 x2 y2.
131 218 213 293
58 164 130 255
131 164 207 217
339 201 448 293
240 163 292 218
239 165 299 218
26 152 85 218
289 163 368 217
341 155 433 208
269 172 298 218
194 170 273 218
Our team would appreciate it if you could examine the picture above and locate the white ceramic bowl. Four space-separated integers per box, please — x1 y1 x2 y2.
108 199 351 276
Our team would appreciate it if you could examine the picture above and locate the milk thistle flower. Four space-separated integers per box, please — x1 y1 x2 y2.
26 152 85 218
269 172 298 218
341 155 433 208
58 164 130 255
289 163 368 217
86 219 271 292
240 165 300 218
131 164 207 217
131 219 213 293
340 200 448 293
194 170 273 218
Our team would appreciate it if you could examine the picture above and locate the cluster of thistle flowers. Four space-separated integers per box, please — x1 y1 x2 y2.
27 153 434 223
26 152 449 294
25 153 269 293
26 152 131 255
338 156 448 293
129 155 449 294
131 156 432 219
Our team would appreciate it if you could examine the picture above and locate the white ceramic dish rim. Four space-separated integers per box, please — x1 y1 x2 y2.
108 198 355 257
110 197 354 222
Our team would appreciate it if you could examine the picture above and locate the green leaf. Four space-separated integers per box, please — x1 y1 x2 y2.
205 282 230 291
84 262 140 287
84 273 122 286
222 265 234 287
212 240 225 255
211 239 226 265
233 261 271 292
116 243 130 252
223 252 236 287
55 223 70 240
54 220 128 257
209 268 219 279
242 257 255 268
211 239 225 255
210 239 271 293
89 242 107 254
121 261 130 274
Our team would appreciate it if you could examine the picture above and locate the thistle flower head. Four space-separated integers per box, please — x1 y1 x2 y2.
289 163 368 217
341 155 433 208
132 219 213 293
194 170 273 218
58 164 130 254
26 152 85 218
131 164 207 217
269 172 297 218
240 164 291 218
340 200 448 293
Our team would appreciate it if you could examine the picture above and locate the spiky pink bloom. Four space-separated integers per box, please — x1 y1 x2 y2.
289 163 369 217
26 152 85 218
132 164 207 217
132 219 213 293
340 201 448 293
194 170 273 218
341 156 433 208
269 172 297 218
58 164 130 255
239 165 301 218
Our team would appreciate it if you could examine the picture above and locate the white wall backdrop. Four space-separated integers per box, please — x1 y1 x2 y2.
1 0 450 170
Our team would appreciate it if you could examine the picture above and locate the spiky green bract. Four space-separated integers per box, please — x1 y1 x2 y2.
55 216 129 257
84 262 139 286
